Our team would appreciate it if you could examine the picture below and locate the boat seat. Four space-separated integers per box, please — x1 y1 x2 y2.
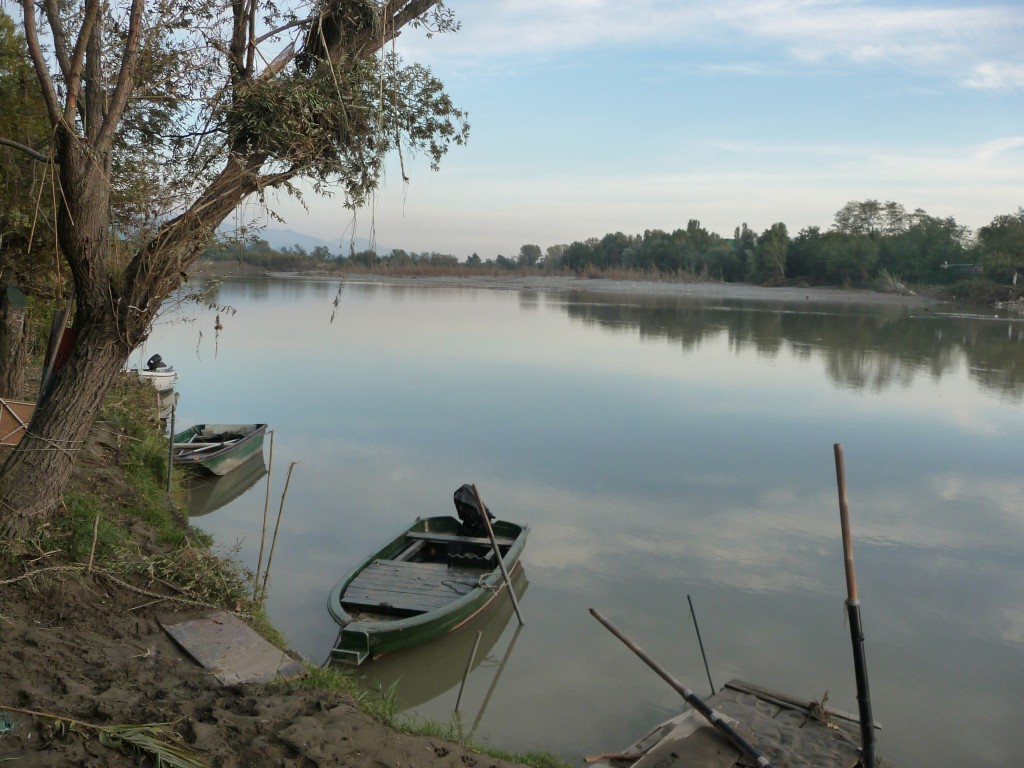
406 530 516 547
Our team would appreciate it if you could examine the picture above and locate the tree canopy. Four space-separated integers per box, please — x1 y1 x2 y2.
0 1 466 539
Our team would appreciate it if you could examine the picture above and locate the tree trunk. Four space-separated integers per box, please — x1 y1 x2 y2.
0 314 128 539
0 283 29 398
0 132 135 540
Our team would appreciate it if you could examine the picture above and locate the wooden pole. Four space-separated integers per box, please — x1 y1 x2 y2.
470 484 524 626
254 430 275 600
834 443 858 601
833 443 876 768
261 460 297 594
166 403 176 493
590 608 773 768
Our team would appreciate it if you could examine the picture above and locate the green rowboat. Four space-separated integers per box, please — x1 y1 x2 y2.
172 423 267 476
328 507 529 666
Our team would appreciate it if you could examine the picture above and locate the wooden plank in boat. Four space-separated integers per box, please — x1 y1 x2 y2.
342 560 483 614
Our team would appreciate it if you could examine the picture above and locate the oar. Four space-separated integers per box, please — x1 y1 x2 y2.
590 608 773 768
470 484 524 626
833 443 877 768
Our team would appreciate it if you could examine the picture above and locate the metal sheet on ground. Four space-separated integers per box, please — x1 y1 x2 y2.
161 611 305 686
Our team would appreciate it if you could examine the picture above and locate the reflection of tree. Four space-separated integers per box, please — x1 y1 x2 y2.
561 294 1024 399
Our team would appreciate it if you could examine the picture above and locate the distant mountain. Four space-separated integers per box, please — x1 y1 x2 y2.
217 226 389 256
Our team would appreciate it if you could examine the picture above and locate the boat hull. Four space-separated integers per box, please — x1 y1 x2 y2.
328 515 529 665
172 424 267 476
133 368 178 391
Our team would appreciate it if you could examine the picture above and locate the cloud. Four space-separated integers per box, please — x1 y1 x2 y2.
964 62 1024 90
973 136 1024 163
411 1 1023 90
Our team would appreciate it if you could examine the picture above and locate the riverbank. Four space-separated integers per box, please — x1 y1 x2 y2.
192 259 948 309
334 273 947 308
0 383 541 767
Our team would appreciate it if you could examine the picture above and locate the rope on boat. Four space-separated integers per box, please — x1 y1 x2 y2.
440 578 477 594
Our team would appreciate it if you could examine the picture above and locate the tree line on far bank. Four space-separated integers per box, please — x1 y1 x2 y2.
204 201 1024 296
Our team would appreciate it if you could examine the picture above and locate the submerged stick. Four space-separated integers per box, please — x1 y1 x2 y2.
687 594 715 697
455 630 483 714
590 608 772 768
261 460 297 594
833 443 876 768
471 622 524 738
470 484 524 626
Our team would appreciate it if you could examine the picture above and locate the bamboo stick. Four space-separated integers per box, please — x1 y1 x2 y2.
833 443 876 768
254 430 275 600
261 460 297 594
470 484 524 626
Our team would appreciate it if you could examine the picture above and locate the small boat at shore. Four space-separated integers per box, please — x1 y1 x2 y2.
328 484 529 666
130 354 178 392
587 679 868 768
172 423 267 476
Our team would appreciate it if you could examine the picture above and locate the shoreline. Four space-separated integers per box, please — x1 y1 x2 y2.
233 266 948 308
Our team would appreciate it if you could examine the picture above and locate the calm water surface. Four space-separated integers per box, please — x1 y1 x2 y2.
145 278 1024 768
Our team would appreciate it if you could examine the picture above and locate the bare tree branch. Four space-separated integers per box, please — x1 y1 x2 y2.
254 16 312 46
63 0 102 123
246 0 257 76
0 136 51 163
20 0 62 125
42 0 73 82
96 0 146 150
387 0 438 30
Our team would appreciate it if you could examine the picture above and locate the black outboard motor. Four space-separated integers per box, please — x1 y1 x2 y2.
453 483 495 537
145 353 164 371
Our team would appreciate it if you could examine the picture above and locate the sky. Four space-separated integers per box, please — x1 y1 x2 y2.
260 0 1024 259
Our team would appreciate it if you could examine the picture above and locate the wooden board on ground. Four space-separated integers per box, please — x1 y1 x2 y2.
160 611 306 686
0 398 35 446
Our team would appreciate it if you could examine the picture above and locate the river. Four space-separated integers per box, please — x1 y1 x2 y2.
144 276 1023 768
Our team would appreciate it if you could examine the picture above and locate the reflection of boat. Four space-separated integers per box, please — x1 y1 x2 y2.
130 354 179 392
186 453 267 517
328 486 529 665
587 679 864 768
348 566 528 709
172 423 267 476
156 389 179 421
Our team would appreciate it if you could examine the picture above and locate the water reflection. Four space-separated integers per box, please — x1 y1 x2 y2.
186 453 268 517
560 294 1024 397
345 567 528 724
